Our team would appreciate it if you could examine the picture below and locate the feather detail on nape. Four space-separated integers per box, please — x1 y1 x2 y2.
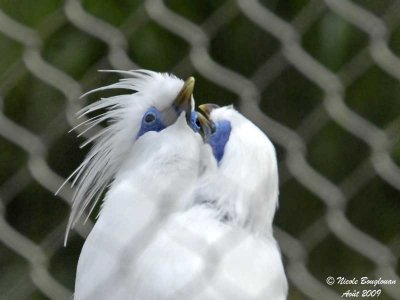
57 69 165 245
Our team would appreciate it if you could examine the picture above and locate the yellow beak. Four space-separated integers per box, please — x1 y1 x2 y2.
173 77 195 119
198 103 220 118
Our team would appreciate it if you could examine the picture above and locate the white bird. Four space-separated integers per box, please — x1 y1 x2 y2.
62 70 203 299
193 104 288 299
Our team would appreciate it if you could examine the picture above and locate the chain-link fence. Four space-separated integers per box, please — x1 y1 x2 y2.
0 0 400 299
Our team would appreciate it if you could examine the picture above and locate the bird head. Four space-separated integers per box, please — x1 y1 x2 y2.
196 104 279 232
64 70 200 232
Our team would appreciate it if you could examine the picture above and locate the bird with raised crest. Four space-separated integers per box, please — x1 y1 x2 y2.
60 69 287 299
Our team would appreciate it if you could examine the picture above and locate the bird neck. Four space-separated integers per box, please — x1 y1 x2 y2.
192 159 279 236
98 132 201 231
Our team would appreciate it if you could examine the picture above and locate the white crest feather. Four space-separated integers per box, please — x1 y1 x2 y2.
57 69 184 243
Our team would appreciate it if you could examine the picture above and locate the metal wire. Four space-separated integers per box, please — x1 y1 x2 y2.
0 0 399 299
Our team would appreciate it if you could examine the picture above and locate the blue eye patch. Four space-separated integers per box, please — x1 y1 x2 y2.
206 120 231 163
136 107 166 139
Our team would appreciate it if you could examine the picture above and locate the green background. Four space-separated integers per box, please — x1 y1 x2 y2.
0 0 399 299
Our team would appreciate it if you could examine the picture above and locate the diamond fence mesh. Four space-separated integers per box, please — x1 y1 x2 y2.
0 0 399 299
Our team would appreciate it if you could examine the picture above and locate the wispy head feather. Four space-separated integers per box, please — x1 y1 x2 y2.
58 70 185 242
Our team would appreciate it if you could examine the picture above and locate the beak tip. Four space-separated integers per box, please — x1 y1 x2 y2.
174 76 196 113
198 103 220 117
184 77 195 92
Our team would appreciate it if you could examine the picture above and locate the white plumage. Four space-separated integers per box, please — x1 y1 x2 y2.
60 70 193 237
63 70 287 299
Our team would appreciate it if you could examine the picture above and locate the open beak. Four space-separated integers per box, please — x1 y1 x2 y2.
198 103 220 118
197 103 220 140
196 112 211 139
173 77 195 122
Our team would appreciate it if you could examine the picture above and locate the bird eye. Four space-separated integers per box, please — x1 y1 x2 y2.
144 112 156 124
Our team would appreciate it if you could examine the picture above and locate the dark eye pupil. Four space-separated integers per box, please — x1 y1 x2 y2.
195 118 200 128
145 113 156 123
